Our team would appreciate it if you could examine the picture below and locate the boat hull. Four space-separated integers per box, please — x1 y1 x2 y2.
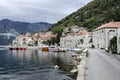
42 47 49 52
9 47 26 50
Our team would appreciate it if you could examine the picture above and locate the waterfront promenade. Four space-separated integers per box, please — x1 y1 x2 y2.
85 49 120 80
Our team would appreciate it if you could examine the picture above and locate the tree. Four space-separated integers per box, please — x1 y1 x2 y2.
89 38 92 43
68 28 72 32
109 36 117 54
80 39 84 44
52 26 64 45
35 41 38 46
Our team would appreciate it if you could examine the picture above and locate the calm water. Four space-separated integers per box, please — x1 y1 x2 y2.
0 48 76 80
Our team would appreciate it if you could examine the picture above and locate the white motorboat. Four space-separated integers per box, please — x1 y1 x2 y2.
49 46 59 52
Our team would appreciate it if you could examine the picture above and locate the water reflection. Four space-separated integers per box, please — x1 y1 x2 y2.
0 49 77 80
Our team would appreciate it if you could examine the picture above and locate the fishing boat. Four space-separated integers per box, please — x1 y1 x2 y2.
9 46 26 50
41 46 49 52
49 46 58 52
49 46 66 52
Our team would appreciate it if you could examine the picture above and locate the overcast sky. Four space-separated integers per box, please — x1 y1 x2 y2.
0 0 92 23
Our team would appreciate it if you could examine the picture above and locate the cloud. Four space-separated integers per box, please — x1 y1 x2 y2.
0 0 92 23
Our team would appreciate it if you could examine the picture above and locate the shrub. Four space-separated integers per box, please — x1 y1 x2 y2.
109 36 117 54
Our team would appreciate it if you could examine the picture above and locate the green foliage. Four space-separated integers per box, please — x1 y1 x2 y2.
35 41 38 46
50 26 64 45
43 39 51 46
109 36 117 54
43 37 57 46
52 26 64 34
68 27 72 32
89 38 92 43
80 39 84 44
118 52 120 55
52 0 120 31
50 0 120 44
28 44 33 46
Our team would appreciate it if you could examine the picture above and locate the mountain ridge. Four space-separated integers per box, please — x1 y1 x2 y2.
0 19 52 34
52 0 120 32
0 19 52 45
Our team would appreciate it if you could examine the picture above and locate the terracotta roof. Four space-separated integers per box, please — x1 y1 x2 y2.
17 35 28 38
94 22 120 31
77 31 86 35
33 34 40 39
88 32 92 36
39 34 56 41
67 32 76 36
40 35 49 40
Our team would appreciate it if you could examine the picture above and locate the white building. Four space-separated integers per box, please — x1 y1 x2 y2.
60 33 80 48
60 26 92 48
63 26 79 33
92 22 120 50
117 27 120 53
63 26 86 33
38 32 56 46
13 35 29 47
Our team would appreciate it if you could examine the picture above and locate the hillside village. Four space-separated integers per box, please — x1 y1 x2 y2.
8 0 120 54
12 32 56 47
11 26 92 48
11 21 120 54
0 0 120 80
60 26 92 48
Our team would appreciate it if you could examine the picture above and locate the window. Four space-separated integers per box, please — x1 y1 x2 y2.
102 30 103 33
23 38 26 41
109 30 115 32
119 37 120 43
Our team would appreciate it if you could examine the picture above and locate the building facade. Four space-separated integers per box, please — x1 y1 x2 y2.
60 26 92 48
12 35 29 47
117 28 120 53
12 31 56 47
92 22 120 50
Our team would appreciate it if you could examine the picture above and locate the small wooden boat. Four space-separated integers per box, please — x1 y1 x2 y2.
42 46 49 52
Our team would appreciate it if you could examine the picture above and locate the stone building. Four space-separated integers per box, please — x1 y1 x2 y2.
92 22 120 50
60 26 92 48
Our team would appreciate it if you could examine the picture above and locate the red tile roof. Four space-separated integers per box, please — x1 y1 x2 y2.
39 33 56 41
88 32 92 36
77 32 86 35
94 22 120 31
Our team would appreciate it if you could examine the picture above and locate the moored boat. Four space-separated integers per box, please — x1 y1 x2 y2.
41 46 49 52
9 46 26 50
59 48 67 52
49 46 58 52
49 46 66 52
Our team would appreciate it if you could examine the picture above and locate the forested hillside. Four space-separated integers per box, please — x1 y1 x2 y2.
52 0 120 32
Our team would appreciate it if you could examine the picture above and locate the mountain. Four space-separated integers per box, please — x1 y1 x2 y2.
52 0 120 32
0 19 52 34
0 19 52 45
